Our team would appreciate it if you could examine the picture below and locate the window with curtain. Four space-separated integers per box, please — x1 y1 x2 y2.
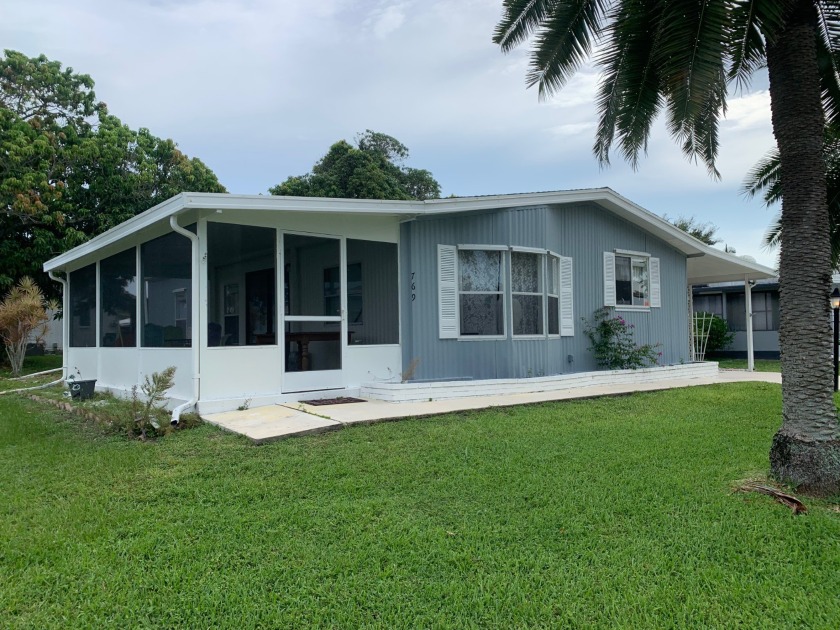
511 251 543 336
458 249 505 336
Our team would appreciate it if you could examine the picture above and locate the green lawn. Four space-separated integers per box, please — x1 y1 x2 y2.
0 354 62 378
2 384 839 628
714 358 781 372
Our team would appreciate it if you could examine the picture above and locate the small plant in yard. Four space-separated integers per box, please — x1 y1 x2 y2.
583 307 662 369
130 366 177 439
0 277 58 376
694 312 734 353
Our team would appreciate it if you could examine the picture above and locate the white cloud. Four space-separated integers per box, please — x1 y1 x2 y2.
724 90 772 132
0 0 780 262
367 2 408 39
549 122 595 137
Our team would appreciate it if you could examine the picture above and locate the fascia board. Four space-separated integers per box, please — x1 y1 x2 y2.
181 193 424 214
43 193 189 272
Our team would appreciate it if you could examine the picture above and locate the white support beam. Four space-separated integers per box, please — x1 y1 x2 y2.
745 277 755 372
687 285 695 362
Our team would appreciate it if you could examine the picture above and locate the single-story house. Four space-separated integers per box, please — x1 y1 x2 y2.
43 189 775 414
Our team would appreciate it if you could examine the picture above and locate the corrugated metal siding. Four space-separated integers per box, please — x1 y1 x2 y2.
402 203 689 381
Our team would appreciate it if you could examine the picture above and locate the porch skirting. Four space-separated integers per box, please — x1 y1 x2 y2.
361 362 719 403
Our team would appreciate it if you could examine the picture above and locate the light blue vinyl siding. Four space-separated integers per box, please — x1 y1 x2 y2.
401 203 689 381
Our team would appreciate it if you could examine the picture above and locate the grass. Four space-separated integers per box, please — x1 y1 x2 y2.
714 358 781 372
2 383 839 628
0 354 62 378
0 355 64 392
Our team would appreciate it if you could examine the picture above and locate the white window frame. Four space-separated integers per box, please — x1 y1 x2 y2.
438 245 574 341
606 249 660 311
510 247 545 338
456 246 507 340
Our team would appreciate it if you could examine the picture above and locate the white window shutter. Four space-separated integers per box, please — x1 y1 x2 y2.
603 252 616 307
649 257 661 307
438 245 458 338
560 256 574 337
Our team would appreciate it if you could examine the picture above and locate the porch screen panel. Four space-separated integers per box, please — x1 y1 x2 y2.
141 229 193 347
69 264 96 347
346 239 399 345
207 223 276 346
100 248 137 347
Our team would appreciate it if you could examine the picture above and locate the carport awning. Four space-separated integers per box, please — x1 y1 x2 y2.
687 247 775 285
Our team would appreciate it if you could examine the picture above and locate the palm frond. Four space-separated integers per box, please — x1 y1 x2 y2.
691 73 726 179
814 0 840 127
525 0 609 98
727 0 766 91
742 147 781 205
594 1 664 168
658 0 729 174
763 212 782 250
493 0 558 51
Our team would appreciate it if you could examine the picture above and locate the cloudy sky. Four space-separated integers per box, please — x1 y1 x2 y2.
3 0 779 266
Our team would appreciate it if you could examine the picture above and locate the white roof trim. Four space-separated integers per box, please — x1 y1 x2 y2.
42 189 777 283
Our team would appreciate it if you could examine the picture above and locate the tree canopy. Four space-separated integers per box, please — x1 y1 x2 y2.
0 50 226 297
665 215 721 246
494 0 840 493
270 130 441 201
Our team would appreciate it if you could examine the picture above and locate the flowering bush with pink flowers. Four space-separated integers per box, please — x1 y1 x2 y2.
583 307 662 369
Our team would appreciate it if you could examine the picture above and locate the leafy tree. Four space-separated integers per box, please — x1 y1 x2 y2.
665 215 721 246
270 130 441 201
0 50 226 298
495 1 840 493
0 50 101 129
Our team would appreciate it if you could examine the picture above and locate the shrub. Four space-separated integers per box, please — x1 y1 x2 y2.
0 277 58 376
583 307 662 370
693 312 734 353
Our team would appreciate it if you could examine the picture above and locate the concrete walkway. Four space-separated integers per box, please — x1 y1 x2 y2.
202 370 781 444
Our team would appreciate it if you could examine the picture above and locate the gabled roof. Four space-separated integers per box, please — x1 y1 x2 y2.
43 188 776 284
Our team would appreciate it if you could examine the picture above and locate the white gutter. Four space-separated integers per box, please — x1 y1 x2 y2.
168 215 199 425
47 271 69 382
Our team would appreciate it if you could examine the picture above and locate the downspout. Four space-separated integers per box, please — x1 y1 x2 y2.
169 215 200 425
48 271 69 383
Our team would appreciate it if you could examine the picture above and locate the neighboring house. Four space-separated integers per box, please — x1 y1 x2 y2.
693 274 840 359
43 189 774 412
25 308 62 355
693 279 781 359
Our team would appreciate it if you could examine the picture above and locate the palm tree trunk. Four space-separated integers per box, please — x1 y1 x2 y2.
766 0 840 494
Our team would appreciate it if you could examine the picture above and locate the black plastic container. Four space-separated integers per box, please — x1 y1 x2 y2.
69 379 97 400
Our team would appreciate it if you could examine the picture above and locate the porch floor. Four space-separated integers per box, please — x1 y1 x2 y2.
201 369 781 444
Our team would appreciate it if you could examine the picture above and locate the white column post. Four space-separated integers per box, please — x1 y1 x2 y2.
745 276 754 372
688 284 695 362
